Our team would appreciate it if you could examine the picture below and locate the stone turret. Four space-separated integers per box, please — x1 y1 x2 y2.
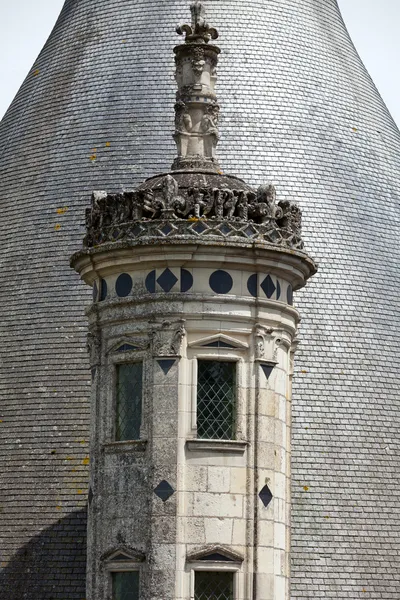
71 4 316 599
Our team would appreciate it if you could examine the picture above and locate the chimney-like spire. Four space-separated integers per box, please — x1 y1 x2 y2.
173 2 221 172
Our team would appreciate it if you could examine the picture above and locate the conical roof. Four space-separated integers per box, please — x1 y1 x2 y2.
1 1 399 598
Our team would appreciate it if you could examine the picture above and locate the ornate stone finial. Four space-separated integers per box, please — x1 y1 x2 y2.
176 2 219 44
173 3 221 172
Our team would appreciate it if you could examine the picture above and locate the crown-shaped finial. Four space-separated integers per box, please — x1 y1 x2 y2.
176 2 219 44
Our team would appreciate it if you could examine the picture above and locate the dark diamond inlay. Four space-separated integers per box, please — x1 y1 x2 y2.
247 274 258 298
219 223 231 235
154 480 175 502
145 270 156 293
99 278 108 301
161 223 173 236
209 270 233 295
157 359 176 375
287 284 293 306
193 221 207 234
261 274 276 299
157 268 178 292
244 225 256 238
181 268 194 293
132 224 142 237
116 273 133 298
259 484 273 507
261 363 274 379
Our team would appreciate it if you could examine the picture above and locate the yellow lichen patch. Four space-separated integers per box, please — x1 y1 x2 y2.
80 440 86 445
82 457 90 465
105 141 111 147
90 154 97 161
33 69 40 77
54 223 61 231
77 489 83 495
0 420 3 423
303 485 309 492
71 467 77 472
301 370 308 374
324 515 330 519
56 505 62 511
56 206 69 215
362 589 367 593
352 127 358 133
66 456 74 461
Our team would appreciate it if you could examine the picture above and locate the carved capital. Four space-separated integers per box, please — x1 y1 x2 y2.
150 320 186 357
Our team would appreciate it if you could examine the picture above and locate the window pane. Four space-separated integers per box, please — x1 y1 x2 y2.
112 571 139 600
116 363 143 441
197 361 236 440
195 571 234 600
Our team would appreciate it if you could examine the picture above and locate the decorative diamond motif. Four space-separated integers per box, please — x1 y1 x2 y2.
244 225 256 238
112 572 139 600
219 223 232 235
192 221 207 234
116 363 143 441
157 268 178 292
197 361 236 440
132 224 143 237
160 223 173 236
157 359 176 375
261 363 274 379
260 274 276 299
154 480 175 502
259 484 273 507
195 571 234 600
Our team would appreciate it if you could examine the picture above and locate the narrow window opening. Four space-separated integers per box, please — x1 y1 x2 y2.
116 363 143 441
194 571 234 600
112 571 139 600
197 361 236 440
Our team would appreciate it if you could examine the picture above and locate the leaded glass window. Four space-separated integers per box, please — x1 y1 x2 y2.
197 361 236 440
194 571 234 600
112 571 139 600
116 363 143 441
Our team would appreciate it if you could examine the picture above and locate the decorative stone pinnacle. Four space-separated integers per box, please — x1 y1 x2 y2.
173 3 221 172
176 2 219 44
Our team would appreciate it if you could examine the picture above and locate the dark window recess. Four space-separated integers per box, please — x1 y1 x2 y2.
202 341 236 349
112 571 139 600
116 363 143 441
197 361 236 440
194 571 234 600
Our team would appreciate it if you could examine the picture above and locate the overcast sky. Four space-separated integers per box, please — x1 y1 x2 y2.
0 0 399 126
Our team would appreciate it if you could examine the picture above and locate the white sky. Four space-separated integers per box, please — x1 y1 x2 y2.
0 0 399 126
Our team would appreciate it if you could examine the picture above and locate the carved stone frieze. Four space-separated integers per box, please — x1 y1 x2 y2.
83 175 304 251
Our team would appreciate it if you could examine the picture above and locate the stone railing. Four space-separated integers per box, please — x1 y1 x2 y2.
83 175 304 250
